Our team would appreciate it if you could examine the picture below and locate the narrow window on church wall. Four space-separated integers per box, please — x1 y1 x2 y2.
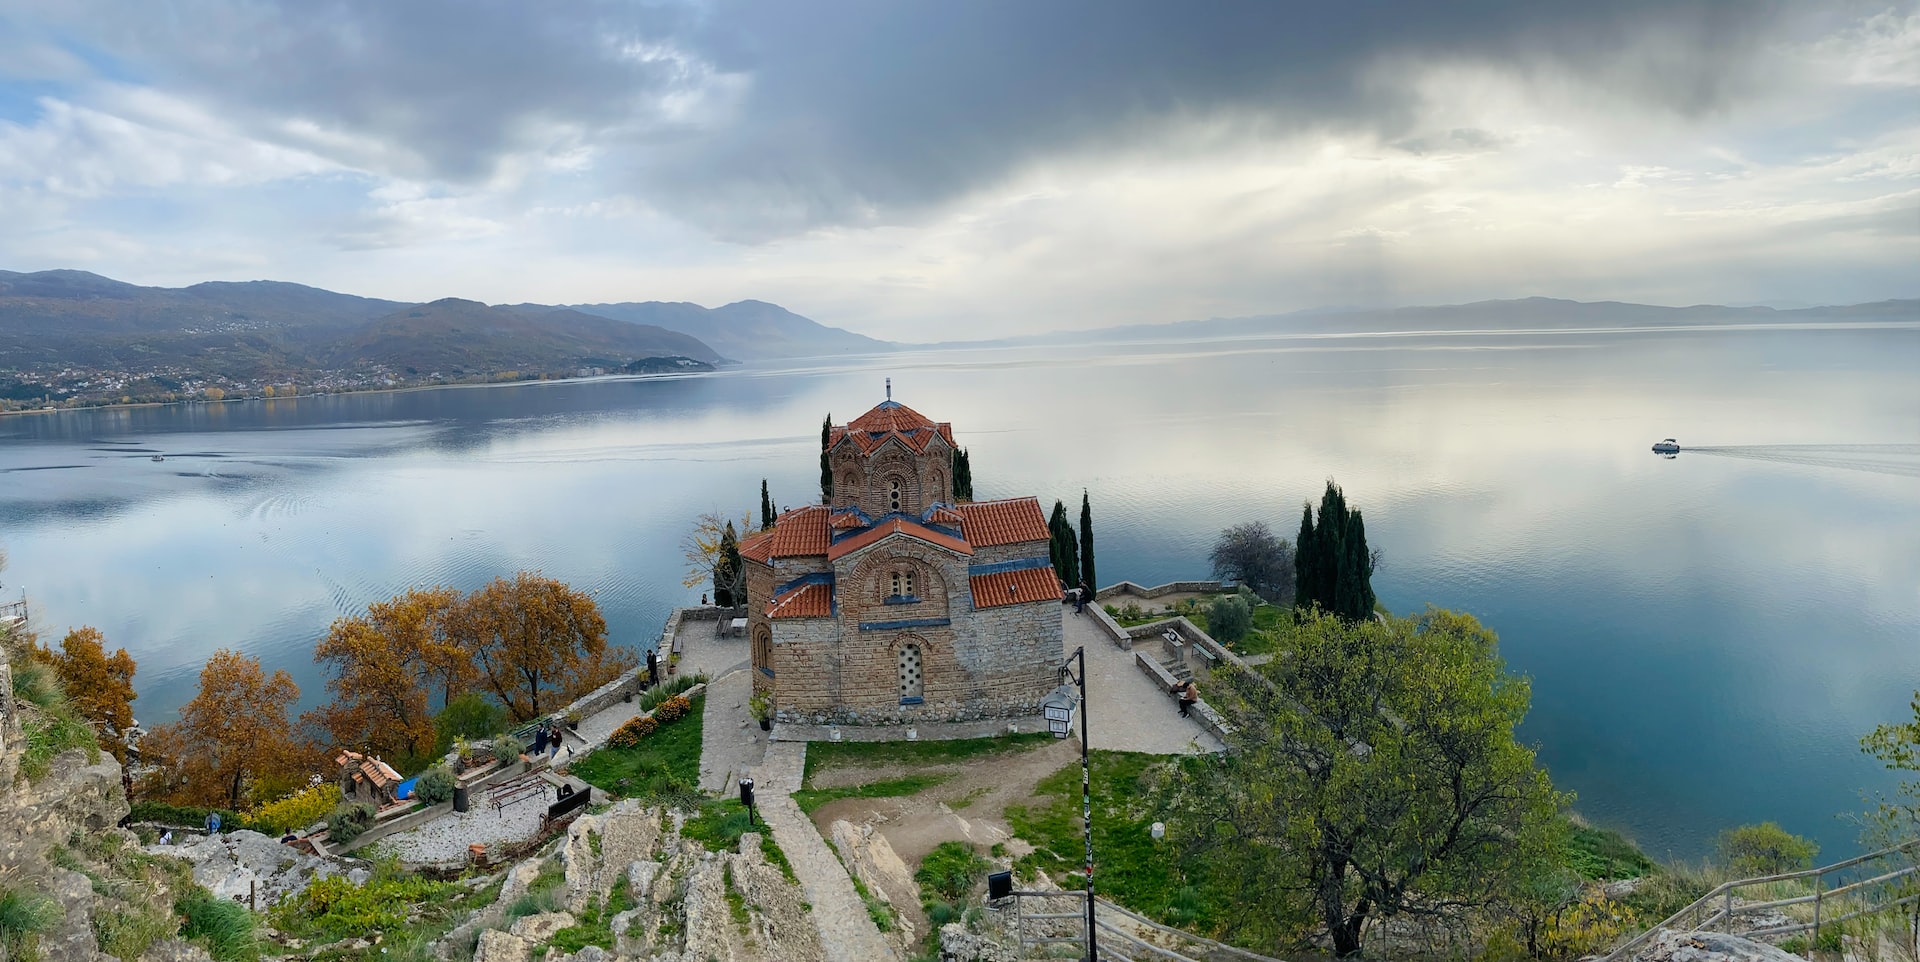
900 643 924 702
889 479 902 511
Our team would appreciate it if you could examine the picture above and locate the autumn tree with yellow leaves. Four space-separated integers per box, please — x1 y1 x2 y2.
448 573 634 720
303 586 463 767
142 649 311 809
33 626 138 761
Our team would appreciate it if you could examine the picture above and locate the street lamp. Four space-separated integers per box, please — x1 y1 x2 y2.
1056 646 1097 962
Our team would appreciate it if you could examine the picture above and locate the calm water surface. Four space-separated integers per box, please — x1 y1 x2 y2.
3 323 1918 861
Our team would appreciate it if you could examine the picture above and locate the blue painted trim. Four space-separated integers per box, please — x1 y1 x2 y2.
881 595 921 606
899 696 924 706
967 556 1053 576
774 571 835 596
858 617 952 632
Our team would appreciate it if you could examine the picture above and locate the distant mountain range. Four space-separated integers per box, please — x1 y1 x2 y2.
0 269 891 407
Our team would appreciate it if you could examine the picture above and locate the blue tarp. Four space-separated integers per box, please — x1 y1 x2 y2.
395 777 418 800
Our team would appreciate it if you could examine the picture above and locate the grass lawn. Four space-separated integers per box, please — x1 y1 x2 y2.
1105 597 1295 658
1005 750 1232 935
793 773 953 815
570 694 705 798
683 798 797 883
801 731 1054 787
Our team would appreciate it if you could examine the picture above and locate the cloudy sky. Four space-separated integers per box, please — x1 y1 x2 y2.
0 1 1915 338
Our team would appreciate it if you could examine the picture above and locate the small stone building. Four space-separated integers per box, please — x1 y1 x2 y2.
335 750 405 808
741 396 1064 727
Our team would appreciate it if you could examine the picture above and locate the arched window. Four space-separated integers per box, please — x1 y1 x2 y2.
899 643 924 702
889 569 916 599
930 469 946 501
889 478 902 512
752 624 773 678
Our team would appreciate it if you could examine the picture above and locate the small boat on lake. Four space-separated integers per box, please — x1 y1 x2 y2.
151 454 165 462
1651 438 1680 455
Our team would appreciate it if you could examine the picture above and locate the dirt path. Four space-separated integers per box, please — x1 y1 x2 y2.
806 739 1081 941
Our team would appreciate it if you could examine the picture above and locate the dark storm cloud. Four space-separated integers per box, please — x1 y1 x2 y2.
19 0 1838 235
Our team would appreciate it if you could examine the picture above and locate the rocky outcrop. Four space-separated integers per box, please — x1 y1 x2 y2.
939 922 1021 962
438 800 823 962
147 829 369 907
1634 930 1808 962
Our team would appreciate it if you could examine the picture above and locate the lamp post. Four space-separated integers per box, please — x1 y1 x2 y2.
1049 646 1096 962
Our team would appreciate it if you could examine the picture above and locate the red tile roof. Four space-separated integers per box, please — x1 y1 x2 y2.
827 517 975 562
954 497 1050 547
830 401 956 454
829 511 866 530
971 566 1063 608
928 505 964 526
739 529 775 564
768 582 833 619
765 505 831 558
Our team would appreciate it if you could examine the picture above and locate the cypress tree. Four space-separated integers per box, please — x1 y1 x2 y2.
819 414 833 503
951 447 973 501
714 522 744 608
1295 480 1376 621
1078 489 1096 591
760 480 775 530
1048 500 1080 588
1295 501 1317 611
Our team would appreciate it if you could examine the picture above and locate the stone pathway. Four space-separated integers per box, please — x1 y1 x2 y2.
1066 606 1225 754
751 742 898 962
698 668 768 793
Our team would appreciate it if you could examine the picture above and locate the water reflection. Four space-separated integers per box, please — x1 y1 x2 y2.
1 326 1916 861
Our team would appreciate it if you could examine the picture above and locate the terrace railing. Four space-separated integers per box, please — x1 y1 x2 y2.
1604 840 1920 962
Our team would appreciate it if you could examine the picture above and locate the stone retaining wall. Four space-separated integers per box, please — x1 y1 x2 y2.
1133 651 1236 743
1094 580 1225 601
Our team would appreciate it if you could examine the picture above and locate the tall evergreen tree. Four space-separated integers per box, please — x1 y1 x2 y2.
951 447 974 500
1078 489 1096 591
819 414 834 503
1295 480 1376 621
714 522 744 608
760 480 775 530
1048 500 1080 588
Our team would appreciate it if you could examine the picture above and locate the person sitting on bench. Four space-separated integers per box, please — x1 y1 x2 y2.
1174 680 1198 718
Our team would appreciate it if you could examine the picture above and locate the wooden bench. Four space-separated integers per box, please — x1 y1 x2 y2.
1194 646 1220 667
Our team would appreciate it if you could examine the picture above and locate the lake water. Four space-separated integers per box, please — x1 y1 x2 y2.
3 322 1918 861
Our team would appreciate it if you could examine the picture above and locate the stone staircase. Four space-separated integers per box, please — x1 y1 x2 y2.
1157 629 1195 685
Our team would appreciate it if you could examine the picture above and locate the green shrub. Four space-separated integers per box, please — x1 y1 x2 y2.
0 886 60 958
1206 594 1252 643
246 784 340 836
638 673 707 713
93 899 175 960
178 890 259 962
413 766 457 805
1717 823 1818 877
128 802 244 831
1565 823 1658 880
272 871 461 941
490 735 520 764
916 841 988 904
325 802 377 844
434 693 508 755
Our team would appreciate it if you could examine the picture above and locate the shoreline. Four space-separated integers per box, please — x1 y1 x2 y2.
0 367 721 419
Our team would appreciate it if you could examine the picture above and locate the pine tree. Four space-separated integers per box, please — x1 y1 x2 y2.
1048 500 1080 588
760 480 775 530
820 414 834 503
1078 489 1096 592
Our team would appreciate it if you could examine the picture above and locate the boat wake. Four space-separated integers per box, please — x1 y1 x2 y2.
1682 444 1920 479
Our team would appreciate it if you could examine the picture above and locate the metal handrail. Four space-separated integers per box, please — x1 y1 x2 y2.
1604 840 1920 961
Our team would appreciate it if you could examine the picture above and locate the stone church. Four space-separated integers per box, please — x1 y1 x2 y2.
740 395 1064 728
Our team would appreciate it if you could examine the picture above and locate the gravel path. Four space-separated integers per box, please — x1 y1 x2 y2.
698 669 767 793
377 790 549 864
751 742 898 962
